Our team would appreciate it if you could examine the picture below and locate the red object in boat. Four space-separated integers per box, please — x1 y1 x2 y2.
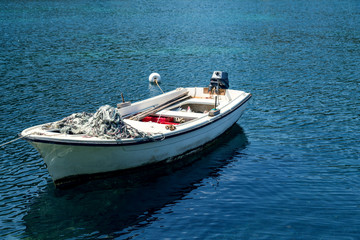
142 116 179 125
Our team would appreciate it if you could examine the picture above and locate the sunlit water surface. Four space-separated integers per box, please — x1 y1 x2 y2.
1 0 359 239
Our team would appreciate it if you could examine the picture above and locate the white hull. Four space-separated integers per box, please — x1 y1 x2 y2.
22 87 251 186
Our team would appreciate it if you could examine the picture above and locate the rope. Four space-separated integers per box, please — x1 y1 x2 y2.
155 80 164 94
0 134 27 148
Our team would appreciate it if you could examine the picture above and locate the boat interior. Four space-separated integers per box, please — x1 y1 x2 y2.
119 87 236 129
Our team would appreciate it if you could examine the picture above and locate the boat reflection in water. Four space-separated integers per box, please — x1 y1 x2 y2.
23 124 248 239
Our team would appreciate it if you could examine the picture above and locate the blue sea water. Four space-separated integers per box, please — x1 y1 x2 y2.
1 0 360 239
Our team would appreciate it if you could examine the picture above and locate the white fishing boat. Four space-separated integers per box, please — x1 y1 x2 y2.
21 71 252 186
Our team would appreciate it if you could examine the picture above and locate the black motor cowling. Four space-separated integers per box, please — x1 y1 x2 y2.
208 71 229 93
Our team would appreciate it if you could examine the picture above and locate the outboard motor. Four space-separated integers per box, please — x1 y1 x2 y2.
208 71 229 94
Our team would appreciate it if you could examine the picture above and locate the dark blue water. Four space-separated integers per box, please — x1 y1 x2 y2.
1 0 359 239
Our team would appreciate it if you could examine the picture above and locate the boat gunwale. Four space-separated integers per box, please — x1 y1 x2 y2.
22 93 252 147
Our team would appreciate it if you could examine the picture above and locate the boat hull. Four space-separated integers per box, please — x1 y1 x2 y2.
27 100 249 186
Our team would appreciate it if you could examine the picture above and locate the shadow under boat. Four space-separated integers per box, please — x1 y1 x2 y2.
22 123 249 239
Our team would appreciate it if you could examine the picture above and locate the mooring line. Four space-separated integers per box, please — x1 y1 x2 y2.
155 80 164 94
0 134 27 148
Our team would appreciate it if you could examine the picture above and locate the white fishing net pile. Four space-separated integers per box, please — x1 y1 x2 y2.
42 105 149 139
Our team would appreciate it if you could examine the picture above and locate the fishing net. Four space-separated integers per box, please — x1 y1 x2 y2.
42 105 150 139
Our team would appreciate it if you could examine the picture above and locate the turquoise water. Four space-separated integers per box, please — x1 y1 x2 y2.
1 0 359 239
